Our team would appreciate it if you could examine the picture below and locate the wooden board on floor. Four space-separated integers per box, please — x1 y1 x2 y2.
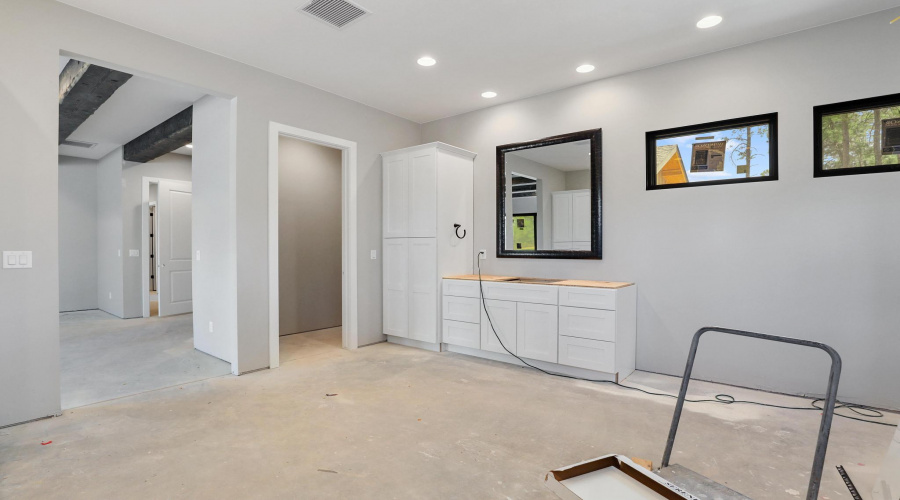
553 279 633 289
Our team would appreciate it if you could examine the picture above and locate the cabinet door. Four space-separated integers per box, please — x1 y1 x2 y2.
408 149 436 237
572 190 592 243
480 299 517 355
552 192 572 244
383 238 408 337
408 238 437 343
383 155 409 238
516 303 558 363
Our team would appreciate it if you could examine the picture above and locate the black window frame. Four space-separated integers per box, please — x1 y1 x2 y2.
646 113 779 190
813 92 900 178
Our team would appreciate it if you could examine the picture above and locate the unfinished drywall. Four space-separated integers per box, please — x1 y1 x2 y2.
95 148 124 318
192 95 238 366
0 0 420 426
58 156 98 313
423 11 900 409
278 136 343 335
122 153 192 319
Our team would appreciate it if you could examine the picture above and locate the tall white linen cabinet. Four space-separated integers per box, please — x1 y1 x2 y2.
382 143 476 350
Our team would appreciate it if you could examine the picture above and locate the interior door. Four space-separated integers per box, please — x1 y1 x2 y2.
157 179 193 317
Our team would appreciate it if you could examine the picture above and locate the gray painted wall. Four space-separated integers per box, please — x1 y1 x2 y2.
192 95 238 367
122 153 192 319
565 170 591 191
96 148 124 319
0 0 420 426
58 156 99 313
278 136 343 335
423 11 900 409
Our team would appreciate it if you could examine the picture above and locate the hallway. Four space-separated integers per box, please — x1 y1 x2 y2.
60 310 232 409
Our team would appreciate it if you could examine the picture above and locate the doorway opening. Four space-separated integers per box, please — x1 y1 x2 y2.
57 52 237 409
143 178 193 318
268 123 359 368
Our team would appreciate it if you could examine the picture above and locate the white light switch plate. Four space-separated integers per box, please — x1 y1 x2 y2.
129 249 140 257
370 250 377 260
3 251 32 269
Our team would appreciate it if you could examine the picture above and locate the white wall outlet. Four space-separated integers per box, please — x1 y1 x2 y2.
196 250 201 261
109 292 112 300
208 321 214 333
478 249 487 260
370 250 377 260
129 249 139 257
118 249 122 257
2 251 32 269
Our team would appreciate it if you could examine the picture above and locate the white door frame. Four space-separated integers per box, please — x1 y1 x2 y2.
142 176 193 318
268 122 359 368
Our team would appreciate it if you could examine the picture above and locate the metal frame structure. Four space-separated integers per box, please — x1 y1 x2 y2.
660 327 842 500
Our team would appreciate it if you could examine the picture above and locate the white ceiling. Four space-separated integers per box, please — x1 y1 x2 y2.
59 57 205 160
509 141 591 172
57 0 900 124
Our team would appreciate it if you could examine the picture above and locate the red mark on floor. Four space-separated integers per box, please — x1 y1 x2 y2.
41 441 52 445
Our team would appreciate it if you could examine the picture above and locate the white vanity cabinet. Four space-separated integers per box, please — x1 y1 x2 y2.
441 277 636 381
382 143 476 350
552 189 591 250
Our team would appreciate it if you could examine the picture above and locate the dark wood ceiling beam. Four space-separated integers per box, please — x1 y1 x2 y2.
123 106 193 163
58 59 132 143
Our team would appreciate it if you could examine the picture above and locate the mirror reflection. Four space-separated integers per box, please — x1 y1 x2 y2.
504 140 592 252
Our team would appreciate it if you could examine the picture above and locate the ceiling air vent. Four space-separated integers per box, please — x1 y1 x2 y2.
300 0 369 29
61 139 97 149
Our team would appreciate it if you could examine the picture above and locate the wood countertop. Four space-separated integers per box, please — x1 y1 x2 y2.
444 275 634 289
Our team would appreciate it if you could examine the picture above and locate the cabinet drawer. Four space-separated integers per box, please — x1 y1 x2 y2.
559 286 617 310
442 320 481 349
442 279 481 298
442 295 481 324
481 282 558 305
558 336 616 373
559 306 616 342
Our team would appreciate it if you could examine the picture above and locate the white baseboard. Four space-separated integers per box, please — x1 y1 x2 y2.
443 344 619 382
387 336 442 352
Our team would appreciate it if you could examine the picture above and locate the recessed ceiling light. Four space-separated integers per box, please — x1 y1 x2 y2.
417 56 436 67
576 64 595 73
481 91 497 99
186 144 193 149
696 15 722 29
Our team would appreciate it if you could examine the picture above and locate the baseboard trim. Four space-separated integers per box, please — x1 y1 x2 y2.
386 336 442 352
443 344 618 382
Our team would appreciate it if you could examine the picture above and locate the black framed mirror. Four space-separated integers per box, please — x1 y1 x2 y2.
496 129 602 259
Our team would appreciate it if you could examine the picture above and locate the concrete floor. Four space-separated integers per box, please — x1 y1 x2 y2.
59 310 232 409
3 328 897 499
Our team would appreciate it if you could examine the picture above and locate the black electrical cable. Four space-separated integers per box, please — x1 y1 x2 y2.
476 258 896 427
